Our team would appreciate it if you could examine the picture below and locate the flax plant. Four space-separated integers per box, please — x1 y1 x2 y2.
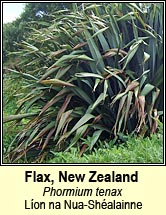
4 3 163 163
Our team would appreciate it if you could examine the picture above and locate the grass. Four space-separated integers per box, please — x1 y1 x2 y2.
3 72 24 154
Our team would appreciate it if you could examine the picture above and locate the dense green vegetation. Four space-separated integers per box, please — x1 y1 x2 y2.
3 73 23 154
3 72 163 164
3 3 163 163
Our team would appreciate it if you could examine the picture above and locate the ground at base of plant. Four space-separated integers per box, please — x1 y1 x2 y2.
46 133 163 163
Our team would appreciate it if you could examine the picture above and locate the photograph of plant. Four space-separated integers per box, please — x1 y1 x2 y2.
3 3 163 163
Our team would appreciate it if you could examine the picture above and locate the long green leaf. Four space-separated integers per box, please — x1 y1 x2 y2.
71 87 92 104
29 121 55 145
7 68 38 81
89 129 104 150
3 113 37 123
114 94 127 135
55 65 73 79
92 27 109 38
140 84 155 96
75 72 104 79
70 113 94 134
65 124 89 151
121 40 142 70
54 110 73 140
91 93 106 110
84 29 105 72
39 78 75 87
124 91 133 131
104 68 126 87
57 114 94 145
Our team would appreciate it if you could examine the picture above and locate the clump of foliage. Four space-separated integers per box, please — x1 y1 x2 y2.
4 3 163 163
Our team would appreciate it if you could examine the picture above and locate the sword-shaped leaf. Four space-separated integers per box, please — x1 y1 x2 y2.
65 124 90 151
121 41 142 70
93 78 101 92
39 78 75 87
113 94 127 135
124 91 133 131
57 113 94 145
71 87 92 104
3 113 37 123
104 68 126 88
70 113 94 134
29 121 55 146
91 93 107 110
75 72 104 79
54 110 73 140
84 29 105 72
89 129 104 151
39 88 69 116
140 84 155 96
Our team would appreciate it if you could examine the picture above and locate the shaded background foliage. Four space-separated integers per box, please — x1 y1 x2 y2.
3 3 81 61
3 3 163 163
